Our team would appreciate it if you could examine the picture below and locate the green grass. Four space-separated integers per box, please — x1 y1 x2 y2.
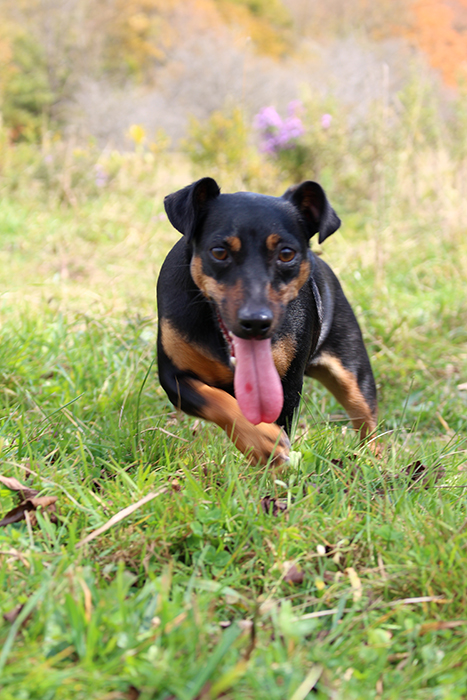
0 145 467 700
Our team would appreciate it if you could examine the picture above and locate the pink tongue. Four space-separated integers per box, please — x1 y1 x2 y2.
232 336 283 425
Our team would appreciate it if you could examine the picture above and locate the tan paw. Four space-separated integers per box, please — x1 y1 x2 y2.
234 421 290 465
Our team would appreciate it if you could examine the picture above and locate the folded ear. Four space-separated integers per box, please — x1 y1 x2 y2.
282 181 341 243
164 177 221 242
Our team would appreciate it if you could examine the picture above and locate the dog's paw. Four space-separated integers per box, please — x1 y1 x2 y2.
249 422 291 465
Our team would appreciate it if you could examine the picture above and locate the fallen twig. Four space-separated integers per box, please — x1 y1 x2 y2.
140 426 188 442
293 595 449 623
76 487 168 549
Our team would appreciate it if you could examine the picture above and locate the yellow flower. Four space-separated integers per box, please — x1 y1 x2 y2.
128 124 146 145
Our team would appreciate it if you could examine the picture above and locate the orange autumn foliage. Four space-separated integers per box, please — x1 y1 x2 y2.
189 0 292 58
408 0 467 86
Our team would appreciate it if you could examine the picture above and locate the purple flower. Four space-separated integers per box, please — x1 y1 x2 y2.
260 136 278 155
254 101 305 155
321 113 332 130
253 106 282 131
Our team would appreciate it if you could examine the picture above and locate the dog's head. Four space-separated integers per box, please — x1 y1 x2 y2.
164 177 340 425
164 177 340 341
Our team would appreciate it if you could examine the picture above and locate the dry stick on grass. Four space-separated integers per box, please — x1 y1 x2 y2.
76 487 168 549
293 595 450 623
140 426 189 442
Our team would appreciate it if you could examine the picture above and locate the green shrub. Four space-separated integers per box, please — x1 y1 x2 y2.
2 33 55 141
183 105 273 190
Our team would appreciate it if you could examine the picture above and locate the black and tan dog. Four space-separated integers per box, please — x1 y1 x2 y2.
157 177 377 464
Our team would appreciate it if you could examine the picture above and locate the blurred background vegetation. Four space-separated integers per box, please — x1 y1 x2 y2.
0 0 467 215
0 0 467 147
0 1 466 205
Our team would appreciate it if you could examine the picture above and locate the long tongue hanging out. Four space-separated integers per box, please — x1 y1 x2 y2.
232 336 283 425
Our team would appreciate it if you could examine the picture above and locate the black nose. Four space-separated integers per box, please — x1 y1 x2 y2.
238 307 273 338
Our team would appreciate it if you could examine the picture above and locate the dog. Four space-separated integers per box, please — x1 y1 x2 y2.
157 177 377 464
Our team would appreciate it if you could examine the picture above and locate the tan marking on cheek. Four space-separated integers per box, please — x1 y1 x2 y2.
160 319 233 385
269 259 310 306
272 336 296 377
190 256 226 304
226 236 241 252
190 256 205 292
266 233 281 251
307 352 377 438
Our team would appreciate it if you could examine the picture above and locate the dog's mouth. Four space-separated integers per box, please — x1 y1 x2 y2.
217 312 283 425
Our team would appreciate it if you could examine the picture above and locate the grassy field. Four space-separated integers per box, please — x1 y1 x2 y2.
0 138 467 700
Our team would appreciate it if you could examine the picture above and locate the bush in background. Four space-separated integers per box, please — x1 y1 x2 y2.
182 105 276 191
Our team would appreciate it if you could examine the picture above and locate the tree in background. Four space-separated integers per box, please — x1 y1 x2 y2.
407 0 467 87
100 0 178 80
214 0 293 57
1 31 54 141
0 0 179 139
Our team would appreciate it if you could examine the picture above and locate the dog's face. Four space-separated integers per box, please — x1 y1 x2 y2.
189 194 311 339
164 178 341 341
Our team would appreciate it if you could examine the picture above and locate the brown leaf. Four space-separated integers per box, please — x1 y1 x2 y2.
3 603 32 628
405 461 445 487
0 496 58 527
125 687 141 700
322 571 335 583
331 454 358 467
91 478 104 493
0 475 38 500
3 603 25 624
283 562 304 585
260 496 287 516
170 478 181 492
330 455 360 483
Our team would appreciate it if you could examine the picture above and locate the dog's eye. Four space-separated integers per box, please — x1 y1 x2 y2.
278 248 296 263
211 247 228 261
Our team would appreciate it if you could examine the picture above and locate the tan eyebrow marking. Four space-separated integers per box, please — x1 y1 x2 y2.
266 233 281 251
225 236 241 252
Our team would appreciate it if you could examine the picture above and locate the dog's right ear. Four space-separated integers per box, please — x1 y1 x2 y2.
164 177 220 242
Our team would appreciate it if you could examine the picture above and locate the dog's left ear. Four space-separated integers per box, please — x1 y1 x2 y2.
282 181 341 243
164 177 221 242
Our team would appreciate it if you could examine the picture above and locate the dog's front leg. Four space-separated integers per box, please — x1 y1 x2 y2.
186 379 290 465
